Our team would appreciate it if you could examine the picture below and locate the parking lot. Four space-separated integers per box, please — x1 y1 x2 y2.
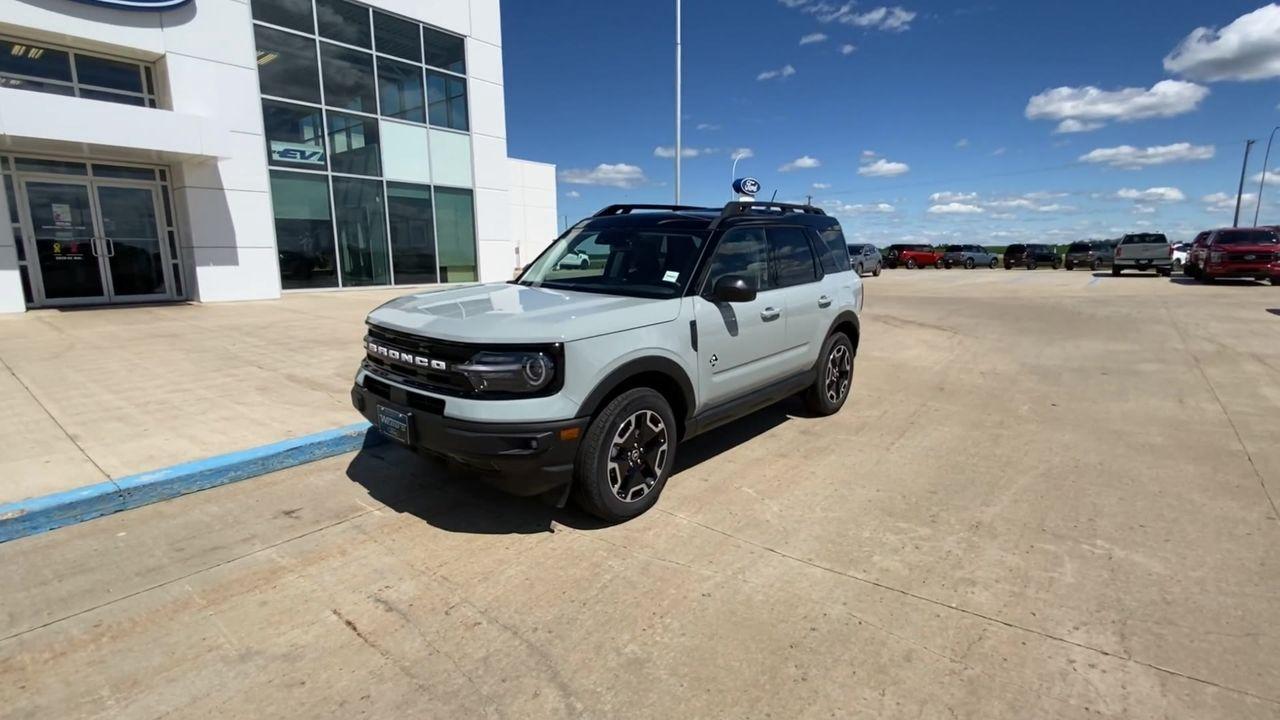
2 269 1278 719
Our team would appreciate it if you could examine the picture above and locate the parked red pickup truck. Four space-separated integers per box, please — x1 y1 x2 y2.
1194 228 1280 284
884 243 944 269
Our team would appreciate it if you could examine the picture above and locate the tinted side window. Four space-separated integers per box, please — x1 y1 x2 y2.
816 227 850 273
769 227 818 287
704 228 771 293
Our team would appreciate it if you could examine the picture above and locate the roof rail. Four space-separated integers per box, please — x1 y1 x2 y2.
592 204 711 217
709 201 827 229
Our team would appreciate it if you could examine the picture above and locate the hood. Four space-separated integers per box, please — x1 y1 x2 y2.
366 283 682 343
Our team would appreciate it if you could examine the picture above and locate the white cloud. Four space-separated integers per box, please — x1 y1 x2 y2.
858 158 910 177
1203 191 1256 212
807 4 917 32
1079 142 1215 169
826 200 896 214
800 32 828 45
930 191 978 203
1116 187 1186 203
696 122 721 131
731 147 755 161
559 163 647 188
954 138 969 148
812 182 831 189
653 146 716 158
860 149 878 160
757 64 797 81
1054 119 1105 134
779 155 822 172
1033 204 1074 213
1164 4 1280 82
989 213 1017 220
1025 80 1209 132
565 190 580 198
1251 168 1280 184
927 202 984 215
777 0 809 7
840 43 857 55
991 147 1007 156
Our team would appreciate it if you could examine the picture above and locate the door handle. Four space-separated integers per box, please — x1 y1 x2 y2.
104 238 116 257
760 307 781 321
89 237 101 257
817 295 832 308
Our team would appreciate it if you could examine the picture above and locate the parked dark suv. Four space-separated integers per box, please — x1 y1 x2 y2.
1063 241 1114 271
1004 243 1060 270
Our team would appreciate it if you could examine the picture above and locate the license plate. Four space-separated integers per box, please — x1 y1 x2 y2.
1137 259 1150 265
1244 255 1256 261
376 405 411 444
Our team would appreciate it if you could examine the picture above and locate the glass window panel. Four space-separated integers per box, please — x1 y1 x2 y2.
270 170 338 289
157 168 167 182
74 55 143 93
162 190 173 227
769 227 818 287
0 76 75 96
0 40 71 82
79 89 146 106
20 266 33 305
263 100 328 170
316 0 371 48
320 43 376 113
13 227 25 262
14 158 87 175
255 25 321 103
426 72 467 131
434 187 476 282
381 121 430 183
704 228 770 292
326 111 381 176
251 0 315 33
4 175 18 224
332 176 388 286
377 57 425 123
92 164 155 181
144 66 155 95
167 230 177 258
374 11 421 62
422 27 465 74
171 262 182 297
387 182 436 285
428 129 471 187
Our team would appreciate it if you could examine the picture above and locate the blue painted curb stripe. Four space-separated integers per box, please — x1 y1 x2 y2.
0 421 385 544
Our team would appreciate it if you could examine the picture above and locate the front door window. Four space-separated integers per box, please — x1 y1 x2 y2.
25 181 105 301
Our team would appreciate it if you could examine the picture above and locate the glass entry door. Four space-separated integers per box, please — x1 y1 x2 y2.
20 178 174 306
24 180 108 303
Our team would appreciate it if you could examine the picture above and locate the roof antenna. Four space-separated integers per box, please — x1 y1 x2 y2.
770 190 778 202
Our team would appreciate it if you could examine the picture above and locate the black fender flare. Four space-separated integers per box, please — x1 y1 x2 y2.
576 356 697 423
826 310 861 355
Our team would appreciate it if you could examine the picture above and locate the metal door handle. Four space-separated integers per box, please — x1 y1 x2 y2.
760 307 781 321
89 237 101 257
818 295 832 308
104 238 116 257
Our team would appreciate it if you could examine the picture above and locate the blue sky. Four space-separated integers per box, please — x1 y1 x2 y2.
502 1 1280 244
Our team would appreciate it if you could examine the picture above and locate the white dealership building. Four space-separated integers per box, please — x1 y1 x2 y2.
0 0 556 313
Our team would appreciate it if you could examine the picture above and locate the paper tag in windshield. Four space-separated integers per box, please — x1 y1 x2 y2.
662 271 680 283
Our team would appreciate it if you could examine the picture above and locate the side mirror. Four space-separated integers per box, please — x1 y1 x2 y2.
712 275 757 303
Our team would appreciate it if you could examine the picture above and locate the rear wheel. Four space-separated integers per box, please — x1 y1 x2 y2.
805 333 854 416
1052 258 1062 270
855 263 864 276
872 264 881 277
1271 276 1280 286
934 259 945 269
1027 260 1038 270
964 258 975 269
1064 261 1075 271
905 258 918 269
988 258 998 269
1091 259 1101 271
574 388 677 522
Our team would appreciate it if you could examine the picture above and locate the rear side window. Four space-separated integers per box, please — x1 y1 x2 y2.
1068 242 1089 252
1007 244 1025 252
769 227 818 287
1122 233 1168 244
704 227 771 293
817 227 852 273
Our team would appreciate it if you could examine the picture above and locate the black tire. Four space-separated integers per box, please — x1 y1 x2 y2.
905 258 918 269
1091 259 1101 271
1112 266 1121 277
964 258 975 269
1004 262 1013 270
855 263 864 276
934 259 945 269
944 260 954 269
989 258 998 269
1027 260 1038 270
872 264 881 277
573 388 677 522
1052 258 1062 270
1271 276 1280 286
805 333 855 416
1064 261 1075 271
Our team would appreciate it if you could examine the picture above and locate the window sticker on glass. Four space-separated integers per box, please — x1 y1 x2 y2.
662 270 680 283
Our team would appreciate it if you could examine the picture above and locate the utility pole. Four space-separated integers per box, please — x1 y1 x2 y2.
1233 139 1255 228
1254 126 1279 226
674 0 682 204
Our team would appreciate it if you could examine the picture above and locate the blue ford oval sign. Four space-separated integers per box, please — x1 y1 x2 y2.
69 0 192 10
733 177 761 197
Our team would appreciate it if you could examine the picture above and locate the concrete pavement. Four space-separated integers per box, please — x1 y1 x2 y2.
2 269 1277 718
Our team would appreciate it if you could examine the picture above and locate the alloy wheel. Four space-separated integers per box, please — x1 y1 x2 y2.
825 344 852 404
606 410 669 503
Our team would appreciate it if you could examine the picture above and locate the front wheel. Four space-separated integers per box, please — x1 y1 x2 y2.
573 388 677 522
964 258 975 269
905 258 918 269
854 263 864 276
1027 260 1038 271
934 259 945 269
989 258 998 269
872 264 881 277
1064 261 1075 271
1091 259 1101 271
805 333 855 416
1052 258 1062 270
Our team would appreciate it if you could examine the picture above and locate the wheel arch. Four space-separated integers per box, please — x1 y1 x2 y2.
827 311 861 357
577 356 696 437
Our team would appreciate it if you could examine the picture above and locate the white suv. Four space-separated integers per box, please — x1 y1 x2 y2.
351 201 863 520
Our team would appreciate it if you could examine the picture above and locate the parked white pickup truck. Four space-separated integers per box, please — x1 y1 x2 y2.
1112 233 1172 276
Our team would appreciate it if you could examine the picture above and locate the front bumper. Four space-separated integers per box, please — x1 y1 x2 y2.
351 378 586 496
1202 261 1280 278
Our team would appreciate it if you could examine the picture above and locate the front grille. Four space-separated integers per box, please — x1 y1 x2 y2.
1225 251 1278 263
364 325 479 396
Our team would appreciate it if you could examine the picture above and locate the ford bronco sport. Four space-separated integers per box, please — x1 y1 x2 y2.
351 200 863 521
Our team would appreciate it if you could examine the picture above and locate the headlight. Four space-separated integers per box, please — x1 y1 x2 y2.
457 350 557 394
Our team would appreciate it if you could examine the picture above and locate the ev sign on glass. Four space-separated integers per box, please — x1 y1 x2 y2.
270 141 325 165
67 0 192 10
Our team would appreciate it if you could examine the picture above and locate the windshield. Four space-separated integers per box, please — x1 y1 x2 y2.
1068 243 1090 252
1215 230 1279 246
517 225 707 299
1122 233 1168 245
946 245 963 252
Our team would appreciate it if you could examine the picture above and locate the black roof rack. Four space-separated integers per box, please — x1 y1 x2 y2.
592 204 712 217
709 201 826 230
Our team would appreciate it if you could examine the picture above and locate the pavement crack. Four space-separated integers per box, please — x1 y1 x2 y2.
329 608 433 694
0 355 112 485
656 508 1280 708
